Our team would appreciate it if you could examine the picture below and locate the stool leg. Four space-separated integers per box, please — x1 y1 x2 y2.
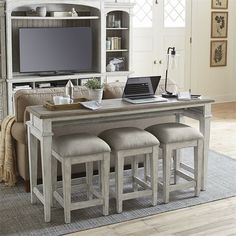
194 140 203 196
101 153 110 216
86 162 93 200
62 159 72 224
98 161 102 191
150 147 158 206
173 150 181 184
163 145 171 203
27 131 38 204
132 157 138 192
51 155 57 207
144 154 150 182
115 152 124 213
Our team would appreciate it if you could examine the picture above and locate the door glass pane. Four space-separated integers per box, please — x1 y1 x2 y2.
133 0 153 28
164 0 186 28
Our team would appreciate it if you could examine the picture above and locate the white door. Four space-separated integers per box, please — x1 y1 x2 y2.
132 0 192 91
132 0 162 76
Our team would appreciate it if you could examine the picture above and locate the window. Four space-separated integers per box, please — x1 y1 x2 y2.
133 0 153 28
164 0 186 28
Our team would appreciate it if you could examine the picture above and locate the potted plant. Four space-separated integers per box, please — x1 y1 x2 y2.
84 78 104 103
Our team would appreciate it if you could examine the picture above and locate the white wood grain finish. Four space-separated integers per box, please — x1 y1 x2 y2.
26 98 213 222
114 144 159 213
63 102 236 236
160 137 203 204
52 145 110 223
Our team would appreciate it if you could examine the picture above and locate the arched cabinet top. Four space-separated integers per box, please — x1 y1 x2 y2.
104 2 135 14
6 0 101 13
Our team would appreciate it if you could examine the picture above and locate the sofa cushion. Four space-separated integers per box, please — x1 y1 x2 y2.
11 122 26 144
103 82 125 99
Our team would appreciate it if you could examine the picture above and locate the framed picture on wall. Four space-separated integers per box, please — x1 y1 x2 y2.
211 0 228 9
210 40 227 67
211 12 228 38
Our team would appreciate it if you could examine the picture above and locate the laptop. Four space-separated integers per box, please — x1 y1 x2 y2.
122 76 168 104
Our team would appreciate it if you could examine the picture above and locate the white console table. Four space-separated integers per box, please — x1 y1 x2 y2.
26 97 214 222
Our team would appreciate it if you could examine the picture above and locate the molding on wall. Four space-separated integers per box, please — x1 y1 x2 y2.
212 94 236 103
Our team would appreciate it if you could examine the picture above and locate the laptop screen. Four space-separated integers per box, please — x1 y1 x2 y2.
123 76 161 98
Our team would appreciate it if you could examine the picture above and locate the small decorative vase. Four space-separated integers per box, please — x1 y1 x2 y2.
106 62 116 72
89 89 103 104
36 6 47 17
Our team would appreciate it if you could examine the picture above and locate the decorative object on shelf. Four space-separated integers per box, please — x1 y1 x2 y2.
162 47 178 98
107 57 125 71
106 61 116 72
84 78 103 104
114 20 121 28
65 80 74 100
211 11 228 38
26 9 37 16
107 13 116 28
211 0 228 9
210 40 227 67
69 8 78 17
50 11 71 17
36 6 47 17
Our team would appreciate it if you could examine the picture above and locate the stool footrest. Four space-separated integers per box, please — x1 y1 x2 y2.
176 170 194 182
169 181 196 192
33 187 44 205
71 199 103 211
180 163 194 174
53 191 64 208
122 190 152 201
133 177 151 190
90 186 102 199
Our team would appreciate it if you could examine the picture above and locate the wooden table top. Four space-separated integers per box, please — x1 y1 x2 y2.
27 98 215 120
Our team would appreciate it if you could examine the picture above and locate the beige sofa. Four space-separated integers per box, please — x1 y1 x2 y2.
11 80 177 191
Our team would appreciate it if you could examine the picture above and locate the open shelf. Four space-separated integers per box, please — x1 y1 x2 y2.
9 72 102 83
11 16 100 20
107 49 128 52
106 27 128 30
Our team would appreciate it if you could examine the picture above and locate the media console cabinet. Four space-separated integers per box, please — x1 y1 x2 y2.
0 0 134 118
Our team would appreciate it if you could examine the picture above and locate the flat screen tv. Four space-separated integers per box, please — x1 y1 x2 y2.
19 27 92 74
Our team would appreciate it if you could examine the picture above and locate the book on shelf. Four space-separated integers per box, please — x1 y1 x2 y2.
38 83 51 88
13 85 32 91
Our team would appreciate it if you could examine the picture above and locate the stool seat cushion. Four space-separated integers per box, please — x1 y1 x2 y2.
99 127 159 151
53 133 111 157
145 123 203 144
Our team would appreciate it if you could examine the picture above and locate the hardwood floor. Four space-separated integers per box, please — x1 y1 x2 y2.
68 102 236 236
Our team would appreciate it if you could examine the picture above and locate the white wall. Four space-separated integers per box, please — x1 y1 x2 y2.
191 0 236 102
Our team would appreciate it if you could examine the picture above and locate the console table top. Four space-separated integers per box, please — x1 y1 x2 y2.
27 98 215 120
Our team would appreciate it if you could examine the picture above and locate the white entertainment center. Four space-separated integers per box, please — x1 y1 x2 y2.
0 0 134 117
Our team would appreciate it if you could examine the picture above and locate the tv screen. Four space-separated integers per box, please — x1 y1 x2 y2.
19 27 92 73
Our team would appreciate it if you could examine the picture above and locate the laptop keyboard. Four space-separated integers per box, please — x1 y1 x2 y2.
124 96 168 104
128 95 155 100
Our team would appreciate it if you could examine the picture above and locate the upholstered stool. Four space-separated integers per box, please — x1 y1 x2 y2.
52 133 111 223
99 127 159 213
145 123 203 203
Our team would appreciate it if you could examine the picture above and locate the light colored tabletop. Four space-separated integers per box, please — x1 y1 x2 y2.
26 98 215 120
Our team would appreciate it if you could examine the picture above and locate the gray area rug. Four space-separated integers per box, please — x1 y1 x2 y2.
1 149 236 236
